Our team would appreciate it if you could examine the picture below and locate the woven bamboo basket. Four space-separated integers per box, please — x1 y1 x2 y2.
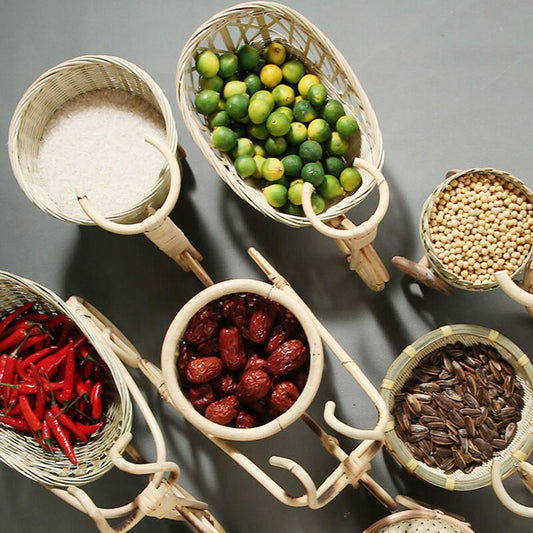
381 325 533 516
176 2 390 291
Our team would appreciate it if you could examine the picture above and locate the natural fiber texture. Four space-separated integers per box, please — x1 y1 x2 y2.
420 168 533 291
381 325 533 491
176 1 383 228
0 271 132 487
9 55 178 225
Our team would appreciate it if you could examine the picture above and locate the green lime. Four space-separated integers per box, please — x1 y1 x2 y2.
299 140 323 162
336 115 359 138
248 98 272 124
307 118 331 143
223 80 247 99
237 44 260 72
286 122 307 145
199 75 224 92
301 161 325 186
248 123 269 140
225 93 250 120
234 155 256 178
266 111 291 136
321 99 345 124
307 84 327 107
232 137 255 158
263 184 288 208
272 175 289 188
276 106 294 121
327 131 348 156
218 53 238 78
262 157 284 181
250 90 275 110
208 110 230 129
234 115 250 125
318 174 344 199
287 178 304 205
252 155 266 178
252 58 266 74
297 74 321 97
244 73 263 95
324 156 345 177
212 126 237 152
196 50 219 78
311 193 326 214
282 59 306 84
194 90 220 115
340 167 362 192
284 202 304 216
262 42 287 65
272 84 295 107
293 99 318 123
281 154 303 178
260 64 283 88
265 136 287 157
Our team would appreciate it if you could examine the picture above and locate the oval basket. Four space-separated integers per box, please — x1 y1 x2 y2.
176 1 383 228
381 324 533 491
161 279 324 442
0 271 132 487
8 54 178 225
420 168 533 291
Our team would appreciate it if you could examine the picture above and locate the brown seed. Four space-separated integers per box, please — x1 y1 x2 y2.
479 423 497 442
410 424 429 435
474 437 493 458
453 448 467 470
427 420 447 430
433 393 454 411
475 406 489 427
444 389 463 402
406 394 422 416
504 422 517 442
465 374 477 396
434 446 453 458
448 409 465 428
452 360 466 381
464 393 480 409
464 416 477 437
459 407 481 417
419 382 441 393
491 439 508 451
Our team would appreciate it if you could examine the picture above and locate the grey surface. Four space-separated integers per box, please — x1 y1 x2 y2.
0 0 532 531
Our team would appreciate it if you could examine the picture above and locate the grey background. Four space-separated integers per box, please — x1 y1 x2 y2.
0 0 532 531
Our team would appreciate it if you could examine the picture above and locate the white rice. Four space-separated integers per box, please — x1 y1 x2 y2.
37 88 167 219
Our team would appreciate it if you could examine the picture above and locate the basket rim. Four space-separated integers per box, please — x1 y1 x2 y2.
8 54 178 226
419 167 533 291
381 324 533 492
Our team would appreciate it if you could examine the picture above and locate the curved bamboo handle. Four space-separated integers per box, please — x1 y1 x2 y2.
392 255 454 295
494 270 533 307
491 457 533 517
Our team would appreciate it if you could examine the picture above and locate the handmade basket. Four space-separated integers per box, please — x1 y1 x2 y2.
176 1 383 228
8 54 178 225
381 325 533 497
0 270 132 487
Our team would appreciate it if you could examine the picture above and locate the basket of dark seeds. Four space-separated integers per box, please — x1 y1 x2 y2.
380 324 533 493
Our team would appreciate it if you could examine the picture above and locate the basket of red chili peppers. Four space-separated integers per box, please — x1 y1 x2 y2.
0 270 131 486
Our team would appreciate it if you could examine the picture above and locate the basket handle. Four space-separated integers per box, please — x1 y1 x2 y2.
76 135 213 287
392 255 454 295
494 266 533 317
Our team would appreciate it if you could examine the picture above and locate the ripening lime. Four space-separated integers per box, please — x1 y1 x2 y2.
234 155 256 178
219 53 239 78
248 99 272 124
212 126 237 152
327 132 348 156
307 118 331 143
248 123 269 140
287 178 304 205
299 140 323 163
262 157 284 181
286 122 307 145
194 90 220 115
200 75 224 92
232 137 255 158
272 175 289 189
297 74 321 97
324 156 345 177
254 143 267 157
293 99 318 123
321 99 345 124
311 193 326 214
263 42 287 65
260 64 283 88
196 50 219 78
223 80 247 99
250 90 275 110
265 136 287 157
263 184 288 208
238 44 260 72
284 202 304 216
225 93 250 120
252 155 266 179
266 111 291 136
208 110 230 129
282 59 306 84
318 174 344 199
244 73 263 95
307 84 327 107
301 161 325 187
281 154 303 178
336 115 359 138
276 106 294 122
272 84 295 107
340 167 362 192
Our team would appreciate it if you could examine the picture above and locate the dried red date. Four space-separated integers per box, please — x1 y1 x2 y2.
187 384 215 412
178 341 196 381
219 327 247 371
235 369 271 403
197 335 219 356
186 357 223 384
212 370 237 397
223 295 249 329
283 367 309 392
184 305 221 345
267 339 308 376
269 381 300 415
248 299 279 344
205 395 240 425
235 411 258 428
244 354 268 372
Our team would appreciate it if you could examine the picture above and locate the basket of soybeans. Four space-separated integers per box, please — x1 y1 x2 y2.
177 1 390 291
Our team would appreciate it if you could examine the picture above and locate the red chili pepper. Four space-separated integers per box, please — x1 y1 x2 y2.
74 421 103 436
89 381 103 420
16 346 55 381
2 380 63 395
41 418 52 450
37 343 75 377
75 377 89 399
61 346 76 403
0 355 8 385
0 302 35 338
0 328 32 353
49 404 88 443
2 357 17 406
43 313 68 331
45 410 77 465
0 415 30 432
19 394 42 434
82 360 94 379
30 364 46 420
18 332 49 353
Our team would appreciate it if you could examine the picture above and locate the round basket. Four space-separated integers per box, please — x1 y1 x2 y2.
0 271 132 487
381 324 533 491
161 279 324 441
176 1 383 229
420 168 533 291
8 54 178 225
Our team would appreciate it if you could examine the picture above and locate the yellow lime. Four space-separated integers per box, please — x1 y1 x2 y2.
254 143 267 157
252 155 266 178
196 50 219 78
262 157 284 181
250 90 275 110
318 174 344 199
266 111 291 136
218 53 238 78
225 93 250 120
307 83 327 107
336 116 359 138
263 184 288 208
307 118 331 143
340 167 362 192
311 193 326 214
232 137 255 158
244 73 263 95
297 74 320 97
282 59 306 84
293 99 318 123
321 99 345 124
223 80 247 99
299 140 323 162
212 126 237 152
327 131 348 156
260 64 283 88
286 122 307 145
248 98 272 124
200 75 224 92
263 42 287 65
301 161 325 186
272 84 295 106
282 154 303 178
287 178 304 205
248 123 269 140
194 89 220 115
237 44 260 72
276 106 293 121
208 110 230 129
234 155 256 178
324 156 345 177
